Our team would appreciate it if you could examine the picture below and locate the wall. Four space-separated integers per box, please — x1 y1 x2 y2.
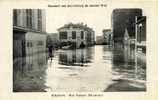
13 31 26 58
59 28 86 48
13 9 46 33
13 9 47 58
25 32 46 56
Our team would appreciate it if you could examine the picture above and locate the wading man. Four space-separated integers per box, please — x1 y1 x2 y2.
48 45 53 60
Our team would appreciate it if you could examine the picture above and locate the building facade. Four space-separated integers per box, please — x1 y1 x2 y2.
111 9 142 47
57 23 95 48
136 16 146 54
13 9 46 59
102 29 113 45
96 36 104 45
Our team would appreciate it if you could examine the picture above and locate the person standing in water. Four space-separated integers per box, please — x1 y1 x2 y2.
48 45 53 60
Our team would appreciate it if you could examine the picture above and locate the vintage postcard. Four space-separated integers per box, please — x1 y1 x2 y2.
0 0 158 100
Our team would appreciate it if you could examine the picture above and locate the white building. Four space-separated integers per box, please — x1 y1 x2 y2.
57 23 95 48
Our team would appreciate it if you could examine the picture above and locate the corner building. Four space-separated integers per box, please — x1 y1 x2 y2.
111 9 142 47
13 9 46 59
58 23 95 48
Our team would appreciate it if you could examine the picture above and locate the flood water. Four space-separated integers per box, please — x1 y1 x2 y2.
13 45 146 92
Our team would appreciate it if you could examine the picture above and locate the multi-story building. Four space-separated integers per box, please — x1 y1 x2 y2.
57 23 95 48
96 36 104 45
111 8 142 47
13 9 46 59
102 29 112 45
136 16 146 54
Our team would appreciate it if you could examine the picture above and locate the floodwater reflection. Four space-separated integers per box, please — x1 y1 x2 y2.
112 46 146 80
13 45 146 92
13 52 48 92
59 48 93 66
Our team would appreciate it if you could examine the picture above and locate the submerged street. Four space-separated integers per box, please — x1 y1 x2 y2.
13 45 146 92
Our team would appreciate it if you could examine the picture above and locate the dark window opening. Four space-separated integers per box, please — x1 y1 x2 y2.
72 31 76 39
59 31 67 39
26 9 32 29
81 31 84 39
37 9 42 31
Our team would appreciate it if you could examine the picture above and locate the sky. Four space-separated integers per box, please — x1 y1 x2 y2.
46 7 112 36
46 1 147 36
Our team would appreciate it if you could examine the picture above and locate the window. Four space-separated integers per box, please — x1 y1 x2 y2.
139 26 142 42
26 9 32 29
81 31 84 39
37 9 42 31
27 41 33 47
27 42 30 47
30 42 33 47
13 10 18 26
59 31 67 39
72 31 76 39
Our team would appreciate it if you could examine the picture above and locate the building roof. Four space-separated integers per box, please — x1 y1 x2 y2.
103 29 111 33
57 23 94 32
113 8 142 13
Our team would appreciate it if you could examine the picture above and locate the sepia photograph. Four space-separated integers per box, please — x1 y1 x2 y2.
13 7 146 92
0 0 158 100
